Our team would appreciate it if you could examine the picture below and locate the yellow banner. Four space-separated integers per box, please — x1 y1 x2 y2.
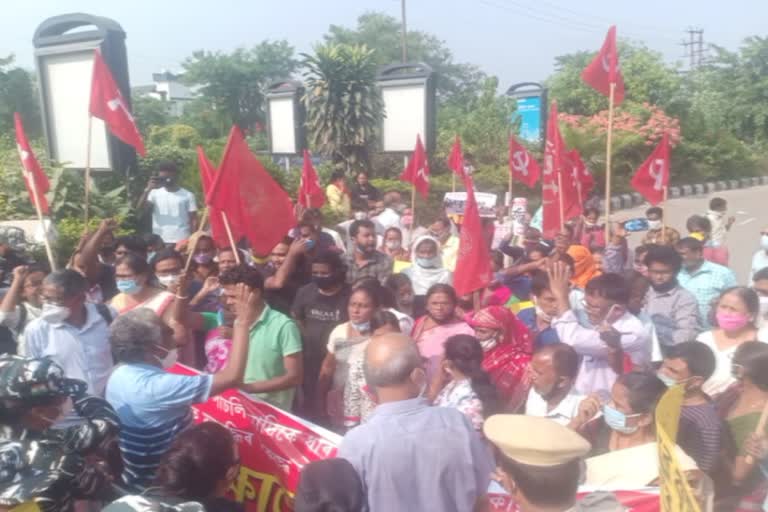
655 384 700 512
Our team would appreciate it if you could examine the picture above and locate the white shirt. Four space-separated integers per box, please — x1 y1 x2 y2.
375 208 401 231
24 304 115 396
0 303 42 356
553 310 651 396
525 388 585 425
388 308 414 335
697 328 768 396
147 187 198 243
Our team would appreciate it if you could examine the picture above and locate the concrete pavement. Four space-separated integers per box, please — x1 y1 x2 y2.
613 184 768 284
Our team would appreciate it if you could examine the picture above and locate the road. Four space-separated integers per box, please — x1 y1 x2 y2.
615 184 768 284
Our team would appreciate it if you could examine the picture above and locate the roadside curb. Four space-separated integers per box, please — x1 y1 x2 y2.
600 176 768 212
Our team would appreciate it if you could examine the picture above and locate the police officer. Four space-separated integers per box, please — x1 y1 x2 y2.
0 355 120 511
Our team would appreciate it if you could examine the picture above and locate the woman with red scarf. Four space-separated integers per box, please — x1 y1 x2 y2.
465 305 534 411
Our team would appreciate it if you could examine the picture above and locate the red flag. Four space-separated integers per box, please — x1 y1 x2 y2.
542 101 567 236
89 50 146 156
568 149 595 202
630 133 671 206
196 146 229 249
508 135 541 188
298 150 325 208
14 113 50 215
207 126 296 255
581 26 625 105
453 174 493 297
447 135 466 178
399 135 430 199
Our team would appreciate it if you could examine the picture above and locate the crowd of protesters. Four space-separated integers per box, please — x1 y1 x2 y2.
0 163 767 511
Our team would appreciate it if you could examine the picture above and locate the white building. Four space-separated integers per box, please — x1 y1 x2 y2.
132 71 195 116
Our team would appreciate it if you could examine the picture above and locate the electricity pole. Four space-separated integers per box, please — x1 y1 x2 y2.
401 0 408 63
681 28 704 70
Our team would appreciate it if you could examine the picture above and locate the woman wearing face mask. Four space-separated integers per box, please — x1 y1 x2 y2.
379 227 409 262
412 284 474 380
433 334 499 431
575 372 699 488
342 310 401 430
696 287 768 397
463 305 533 411
105 296 253 491
190 235 218 282
715 342 768 511
316 282 381 429
403 237 453 318
111 253 201 360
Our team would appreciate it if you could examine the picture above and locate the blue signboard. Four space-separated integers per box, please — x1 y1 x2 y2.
512 95 542 143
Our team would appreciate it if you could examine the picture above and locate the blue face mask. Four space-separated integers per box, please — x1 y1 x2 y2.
603 404 640 434
147 251 156 263
656 371 677 388
416 256 440 269
351 321 371 333
117 279 141 295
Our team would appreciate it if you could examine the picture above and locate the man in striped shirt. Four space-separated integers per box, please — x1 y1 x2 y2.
105 281 254 490
657 341 722 474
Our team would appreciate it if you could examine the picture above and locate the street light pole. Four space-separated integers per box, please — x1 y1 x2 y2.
401 0 408 63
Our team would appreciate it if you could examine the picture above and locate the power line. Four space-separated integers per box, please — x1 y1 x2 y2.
681 28 705 70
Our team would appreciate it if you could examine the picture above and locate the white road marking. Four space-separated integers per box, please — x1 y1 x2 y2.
738 217 756 226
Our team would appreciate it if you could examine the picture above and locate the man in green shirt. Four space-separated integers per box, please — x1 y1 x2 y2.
220 266 303 411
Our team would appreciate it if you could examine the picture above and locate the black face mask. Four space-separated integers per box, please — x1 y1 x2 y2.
313 274 341 290
651 278 678 293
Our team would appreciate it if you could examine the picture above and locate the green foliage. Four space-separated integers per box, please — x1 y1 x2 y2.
182 41 298 134
546 43 683 116
148 124 202 149
54 216 132 264
436 77 515 169
302 43 383 173
0 55 40 139
324 12 486 102
133 96 172 135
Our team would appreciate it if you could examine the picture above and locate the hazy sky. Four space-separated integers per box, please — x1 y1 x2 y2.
5 0 766 88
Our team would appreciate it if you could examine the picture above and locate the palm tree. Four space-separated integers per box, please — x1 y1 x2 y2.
302 43 383 173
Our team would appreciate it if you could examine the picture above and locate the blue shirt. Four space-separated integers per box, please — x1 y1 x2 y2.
678 260 738 327
106 363 213 490
517 307 560 348
338 397 493 512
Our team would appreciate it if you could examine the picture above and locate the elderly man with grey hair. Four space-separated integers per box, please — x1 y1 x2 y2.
105 282 257 491
338 333 494 512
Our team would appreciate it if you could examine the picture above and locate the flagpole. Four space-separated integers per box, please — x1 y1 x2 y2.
452 173 456 193
183 209 210 273
26 173 56 271
84 115 93 227
557 171 565 231
508 172 513 216
604 82 616 242
661 186 668 241
221 212 241 265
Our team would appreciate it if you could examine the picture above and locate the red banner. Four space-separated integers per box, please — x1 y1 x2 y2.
171 365 660 511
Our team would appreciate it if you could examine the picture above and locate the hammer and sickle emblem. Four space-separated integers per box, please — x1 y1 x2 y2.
511 150 529 176
107 97 136 123
648 158 666 191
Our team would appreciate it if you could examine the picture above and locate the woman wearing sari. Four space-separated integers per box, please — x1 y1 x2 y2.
715 341 768 511
465 305 534 411
403 236 453 317
567 245 601 290
412 284 474 380
316 282 381 430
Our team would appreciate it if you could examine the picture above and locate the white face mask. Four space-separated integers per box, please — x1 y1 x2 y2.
535 306 553 323
41 303 71 325
385 240 401 250
153 345 179 368
157 274 180 288
647 219 662 230
479 336 498 352
353 212 368 221
761 235 768 251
